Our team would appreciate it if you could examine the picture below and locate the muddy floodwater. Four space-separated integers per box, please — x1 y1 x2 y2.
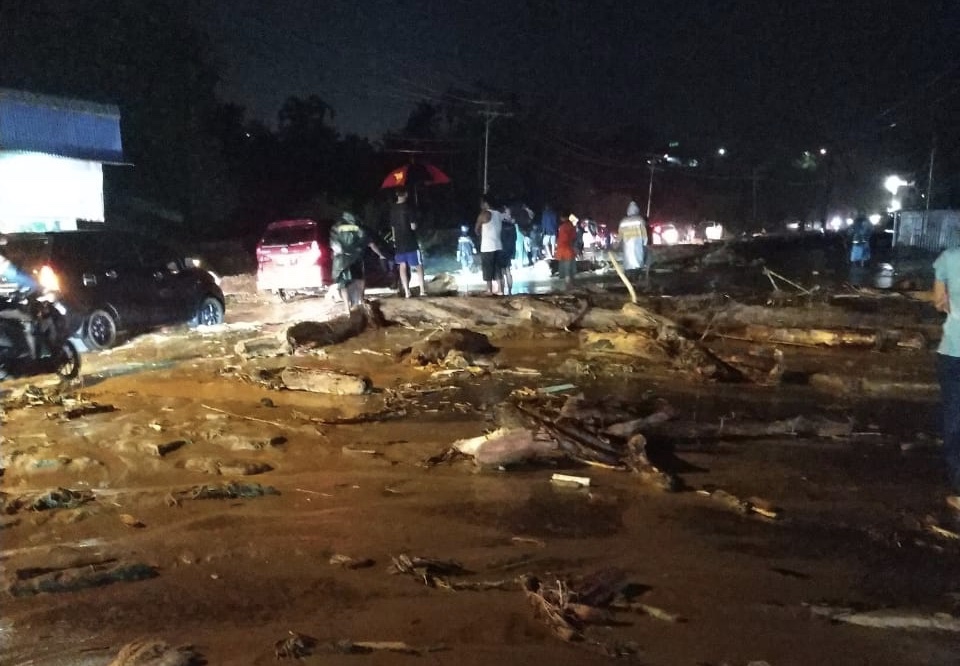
1 286 959 666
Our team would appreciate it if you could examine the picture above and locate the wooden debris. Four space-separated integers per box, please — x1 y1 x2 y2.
8 560 157 597
4 487 95 514
398 328 499 366
274 631 317 659
329 554 375 569
697 487 782 519
55 403 117 420
808 604 960 631
108 639 203 666
551 473 591 488
176 481 280 501
645 415 853 440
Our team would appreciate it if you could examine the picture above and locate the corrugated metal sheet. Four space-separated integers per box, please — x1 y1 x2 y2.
895 210 960 251
0 88 122 163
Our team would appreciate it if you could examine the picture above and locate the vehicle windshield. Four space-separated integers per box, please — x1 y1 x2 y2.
261 224 315 247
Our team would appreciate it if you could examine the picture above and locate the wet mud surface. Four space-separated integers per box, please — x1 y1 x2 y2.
1 288 959 666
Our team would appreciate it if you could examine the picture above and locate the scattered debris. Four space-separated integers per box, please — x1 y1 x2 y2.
697 487 782 519
329 554 376 569
182 458 273 476
54 402 117 420
107 639 204 666
175 481 280 501
551 473 591 488
3 487 95 514
274 631 318 659
234 332 292 359
8 560 158 597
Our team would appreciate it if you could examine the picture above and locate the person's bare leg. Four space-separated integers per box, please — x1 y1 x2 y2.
398 262 411 298
415 264 426 296
339 285 351 316
504 267 513 295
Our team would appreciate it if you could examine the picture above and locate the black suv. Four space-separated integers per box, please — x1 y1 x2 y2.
0 231 225 349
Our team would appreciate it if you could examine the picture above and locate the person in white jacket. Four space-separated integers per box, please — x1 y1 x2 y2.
618 200 648 272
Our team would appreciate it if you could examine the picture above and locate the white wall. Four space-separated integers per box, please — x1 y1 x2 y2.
0 151 104 232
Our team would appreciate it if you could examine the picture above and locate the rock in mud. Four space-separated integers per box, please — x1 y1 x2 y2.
234 332 292 359
279 366 371 395
176 481 280 501
3 487 95 514
452 427 558 467
182 458 273 476
8 560 158 597
286 303 384 349
398 328 499 366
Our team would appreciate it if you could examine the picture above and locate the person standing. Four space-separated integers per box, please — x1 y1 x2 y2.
390 190 425 298
457 224 476 273
619 200 649 273
475 199 502 295
329 212 387 316
556 213 577 291
541 204 558 258
849 211 872 267
933 247 960 512
499 205 517 295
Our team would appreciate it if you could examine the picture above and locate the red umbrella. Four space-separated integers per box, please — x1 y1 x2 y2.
381 162 451 189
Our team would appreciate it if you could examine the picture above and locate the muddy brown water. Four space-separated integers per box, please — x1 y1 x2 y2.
1 302 959 666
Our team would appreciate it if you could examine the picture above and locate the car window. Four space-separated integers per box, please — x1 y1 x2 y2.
261 224 316 247
130 236 179 271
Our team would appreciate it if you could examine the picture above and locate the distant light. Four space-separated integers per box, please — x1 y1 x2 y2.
661 226 680 245
884 175 909 194
819 147 827 155
888 198 902 212
829 216 843 231
705 223 723 241
786 222 800 230
669 141 680 148
846 218 854 226
717 147 726 156
869 214 881 225
245 132 251 138
663 153 669 159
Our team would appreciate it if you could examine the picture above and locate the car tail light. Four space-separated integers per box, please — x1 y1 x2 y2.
38 264 60 292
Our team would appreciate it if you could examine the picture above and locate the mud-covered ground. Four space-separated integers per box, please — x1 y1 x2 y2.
1 277 959 666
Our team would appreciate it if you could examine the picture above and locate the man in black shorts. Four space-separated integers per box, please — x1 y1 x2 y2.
390 190 425 298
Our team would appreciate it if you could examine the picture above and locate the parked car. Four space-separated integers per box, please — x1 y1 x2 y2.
256 218 395 301
256 219 333 301
0 230 225 350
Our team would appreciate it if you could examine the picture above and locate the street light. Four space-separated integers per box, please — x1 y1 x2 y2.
717 147 726 156
819 147 827 155
884 175 910 195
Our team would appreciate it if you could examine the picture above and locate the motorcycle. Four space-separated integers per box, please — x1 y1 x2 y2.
0 289 81 381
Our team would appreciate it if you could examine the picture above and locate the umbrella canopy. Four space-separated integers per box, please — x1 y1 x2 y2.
381 162 451 189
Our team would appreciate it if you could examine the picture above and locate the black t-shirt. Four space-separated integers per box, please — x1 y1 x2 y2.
389 202 419 253
501 219 517 249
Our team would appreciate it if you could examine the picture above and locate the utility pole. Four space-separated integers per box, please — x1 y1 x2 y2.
751 167 761 228
478 104 512 195
925 133 936 213
645 161 655 218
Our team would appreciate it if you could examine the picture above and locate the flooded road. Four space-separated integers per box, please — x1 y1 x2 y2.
1 288 958 665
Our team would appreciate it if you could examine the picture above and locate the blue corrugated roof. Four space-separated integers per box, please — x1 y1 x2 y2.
0 89 123 163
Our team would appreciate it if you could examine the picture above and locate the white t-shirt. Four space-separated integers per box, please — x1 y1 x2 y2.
480 210 503 252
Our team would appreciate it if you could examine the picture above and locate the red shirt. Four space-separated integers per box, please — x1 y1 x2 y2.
555 220 577 260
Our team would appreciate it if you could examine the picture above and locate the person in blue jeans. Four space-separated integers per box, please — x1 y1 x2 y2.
933 246 960 512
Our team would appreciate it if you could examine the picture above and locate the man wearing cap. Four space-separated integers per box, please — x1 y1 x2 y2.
329 212 387 316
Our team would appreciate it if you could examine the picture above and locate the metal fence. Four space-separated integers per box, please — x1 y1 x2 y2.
894 210 960 251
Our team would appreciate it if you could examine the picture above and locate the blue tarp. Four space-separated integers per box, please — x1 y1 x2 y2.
0 89 123 163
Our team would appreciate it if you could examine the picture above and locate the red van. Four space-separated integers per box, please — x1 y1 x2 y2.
255 219 333 301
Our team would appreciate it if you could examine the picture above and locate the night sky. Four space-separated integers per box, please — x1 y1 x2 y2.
195 0 959 144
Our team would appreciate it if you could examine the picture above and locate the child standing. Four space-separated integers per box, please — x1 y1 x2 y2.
457 224 477 273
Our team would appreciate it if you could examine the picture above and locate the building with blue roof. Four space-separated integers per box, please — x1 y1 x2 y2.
0 89 123 232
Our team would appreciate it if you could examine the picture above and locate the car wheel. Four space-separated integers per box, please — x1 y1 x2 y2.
194 296 224 326
85 309 118 350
